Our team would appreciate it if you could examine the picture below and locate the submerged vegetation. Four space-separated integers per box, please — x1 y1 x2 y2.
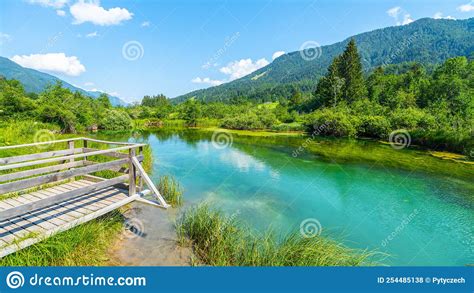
177 205 376 266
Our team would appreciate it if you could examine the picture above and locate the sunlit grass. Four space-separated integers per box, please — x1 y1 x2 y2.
177 205 377 266
0 211 123 266
158 175 184 207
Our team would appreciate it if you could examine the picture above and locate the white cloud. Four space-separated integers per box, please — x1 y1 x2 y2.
458 1 474 12
84 82 94 86
192 56 271 88
219 58 269 80
28 0 68 9
141 21 150 27
56 9 66 16
272 51 285 60
86 31 99 38
401 14 414 25
191 77 224 86
433 12 456 20
70 0 133 26
387 6 401 18
387 6 414 26
11 53 86 76
0 32 11 45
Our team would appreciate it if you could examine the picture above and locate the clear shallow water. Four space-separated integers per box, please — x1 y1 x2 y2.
127 130 473 266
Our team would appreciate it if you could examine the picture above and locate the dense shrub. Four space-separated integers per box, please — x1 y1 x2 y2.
221 109 277 130
100 110 132 130
357 115 391 138
221 112 264 130
389 108 436 130
304 108 359 137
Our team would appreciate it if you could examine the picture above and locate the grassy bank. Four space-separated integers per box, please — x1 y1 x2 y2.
200 127 305 137
177 205 376 266
0 211 123 266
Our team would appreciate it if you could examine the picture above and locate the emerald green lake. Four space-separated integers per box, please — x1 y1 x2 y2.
122 129 473 266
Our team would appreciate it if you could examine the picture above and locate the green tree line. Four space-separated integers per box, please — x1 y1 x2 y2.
0 79 132 132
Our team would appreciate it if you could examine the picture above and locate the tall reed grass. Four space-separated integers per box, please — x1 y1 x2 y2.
158 175 184 207
177 205 377 266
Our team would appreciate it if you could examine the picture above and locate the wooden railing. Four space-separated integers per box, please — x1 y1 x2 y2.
0 137 169 221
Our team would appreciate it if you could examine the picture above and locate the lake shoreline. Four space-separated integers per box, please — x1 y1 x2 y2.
131 125 474 183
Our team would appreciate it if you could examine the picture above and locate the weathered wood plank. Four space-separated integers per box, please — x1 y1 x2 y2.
0 159 128 194
0 148 82 165
84 138 145 146
83 148 128 159
0 191 139 258
35 190 85 218
0 161 85 182
0 145 140 171
0 175 128 221
132 157 170 208
0 137 84 151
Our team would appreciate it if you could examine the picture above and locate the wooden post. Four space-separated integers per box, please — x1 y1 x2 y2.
66 140 75 178
67 140 75 163
138 146 144 192
83 139 88 163
128 148 136 196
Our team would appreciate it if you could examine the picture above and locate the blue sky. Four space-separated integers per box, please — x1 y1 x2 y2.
0 0 473 102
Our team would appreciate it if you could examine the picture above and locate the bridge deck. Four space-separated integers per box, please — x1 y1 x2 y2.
0 137 169 258
0 179 135 258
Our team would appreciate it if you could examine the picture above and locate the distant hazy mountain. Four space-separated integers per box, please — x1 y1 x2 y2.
0 56 128 107
174 17 474 103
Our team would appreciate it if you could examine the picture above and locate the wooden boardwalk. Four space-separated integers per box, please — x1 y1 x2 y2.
0 137 169 258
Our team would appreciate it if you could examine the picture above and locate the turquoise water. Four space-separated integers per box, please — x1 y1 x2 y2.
130 130 473 266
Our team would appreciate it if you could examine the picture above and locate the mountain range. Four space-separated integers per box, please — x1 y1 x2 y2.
174 17 474 103
0 56 128 107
